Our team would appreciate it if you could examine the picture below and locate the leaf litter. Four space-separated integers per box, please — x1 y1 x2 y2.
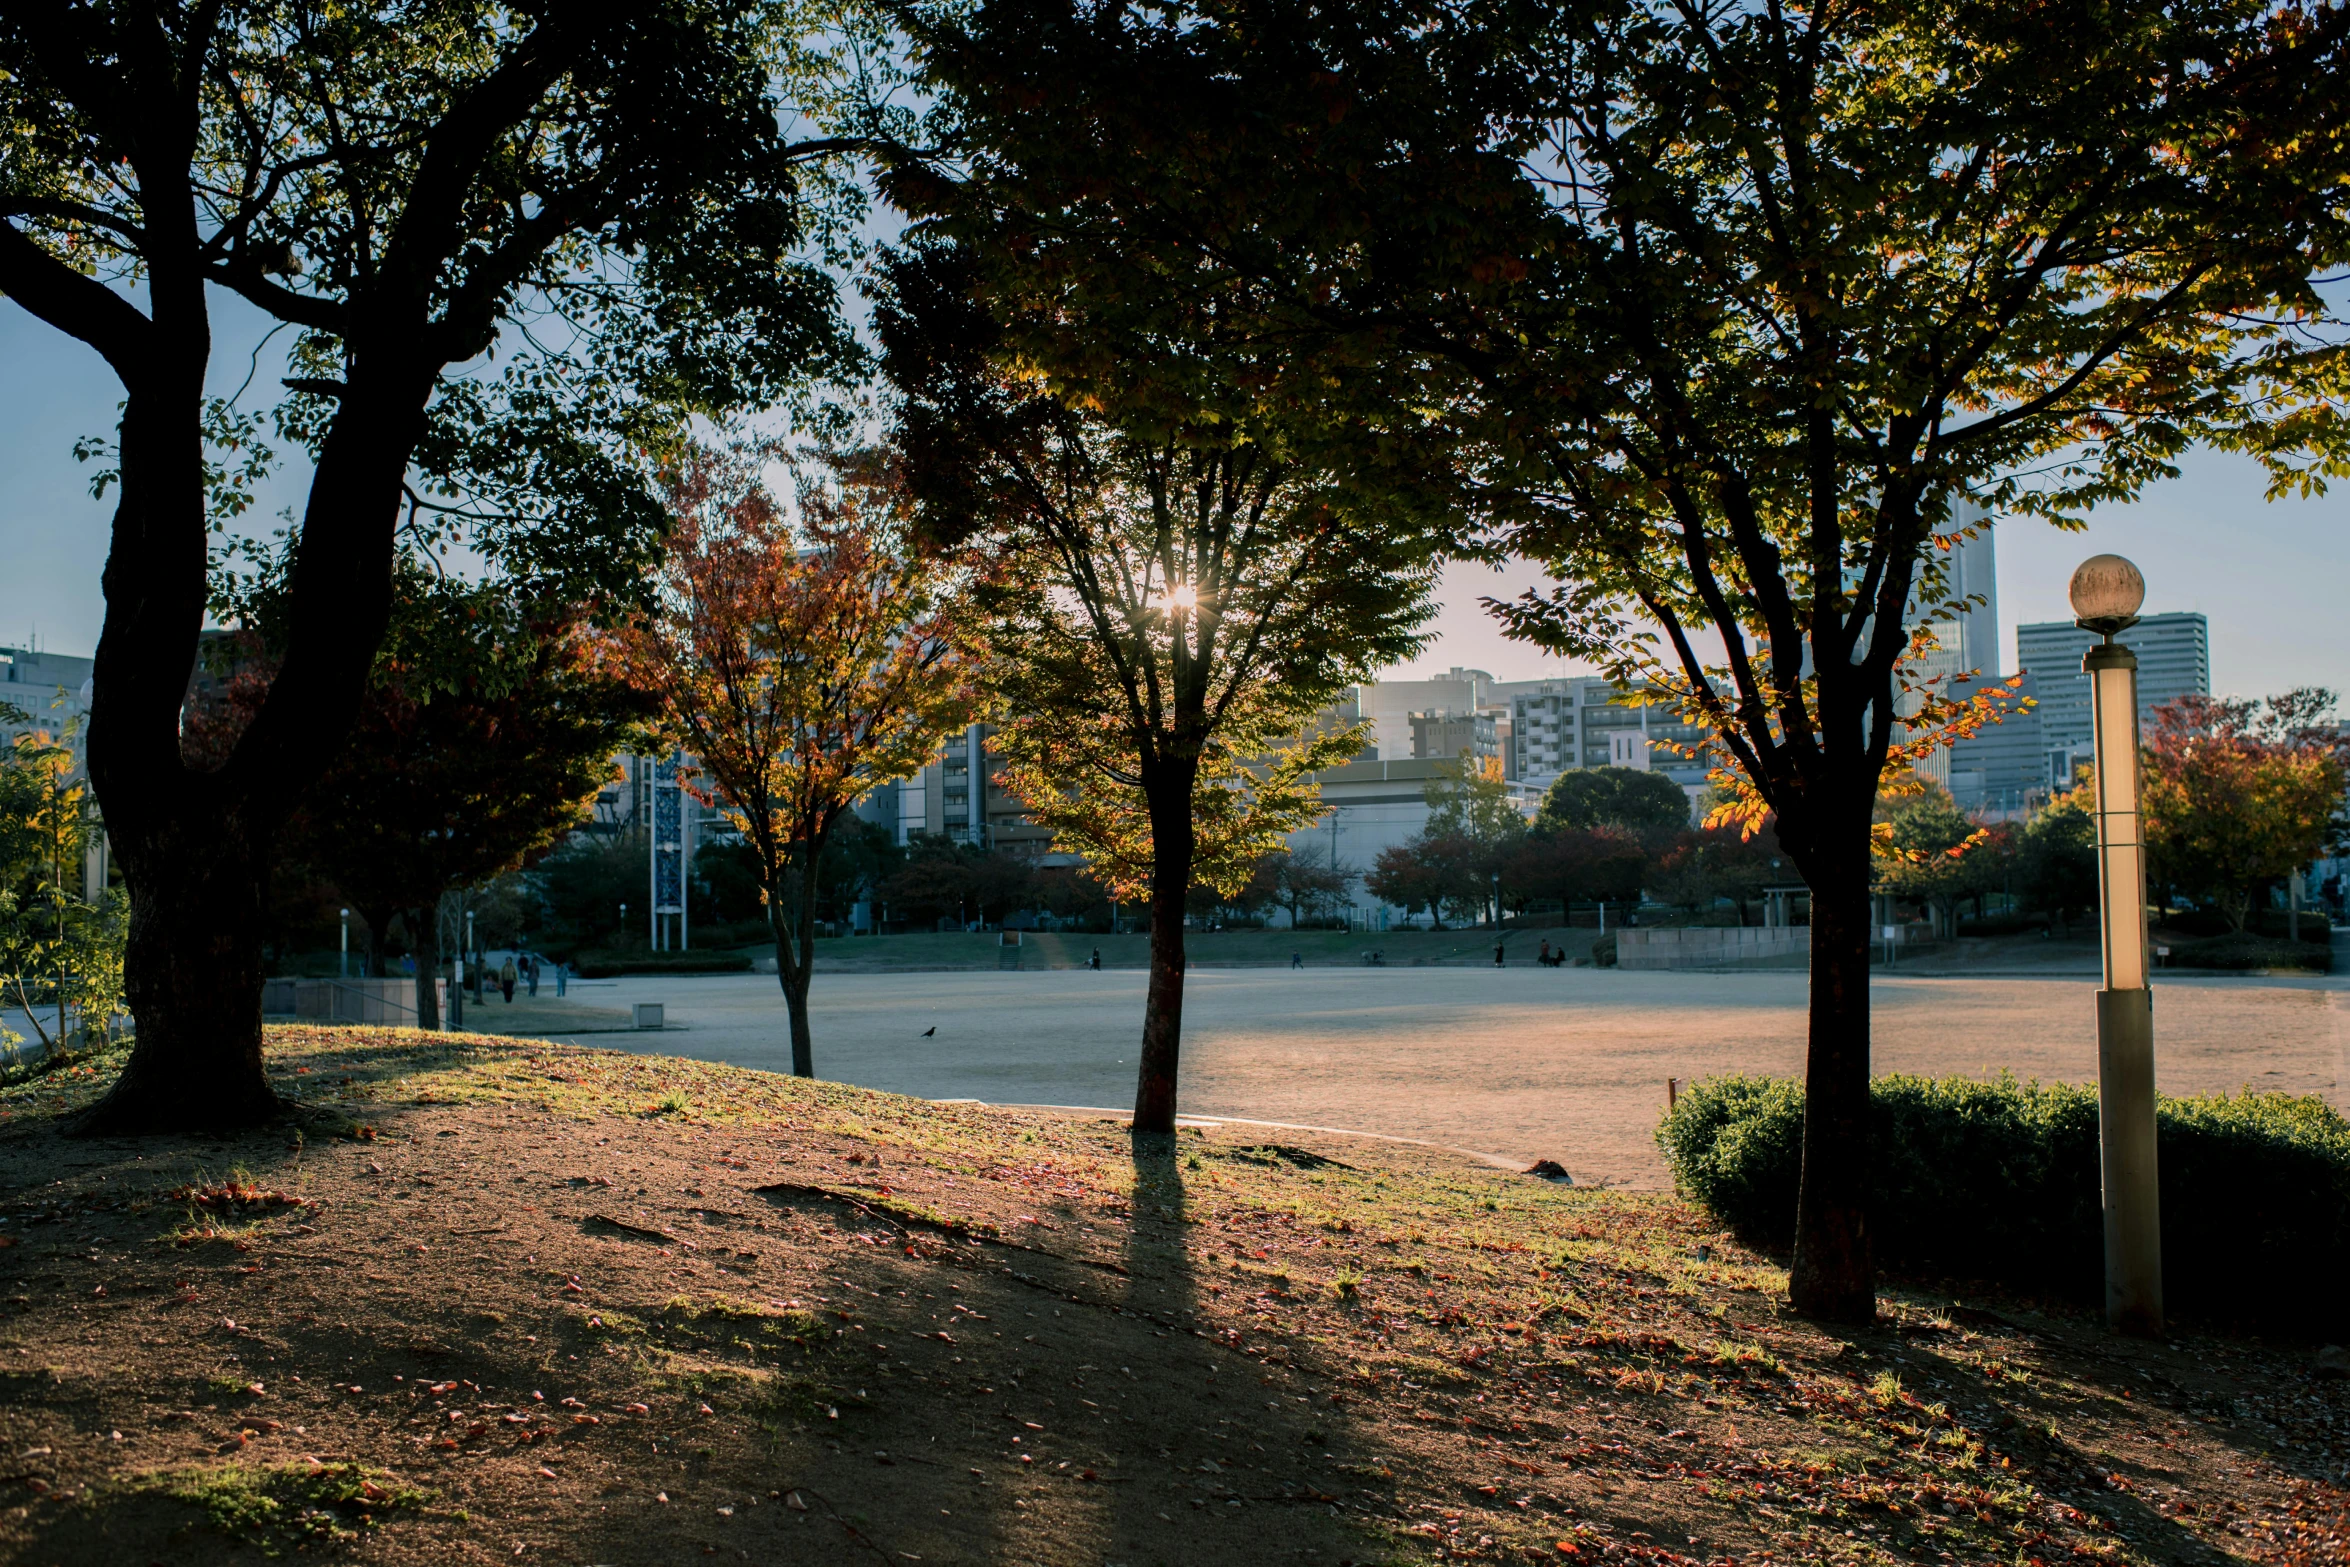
0 1024 2338 1564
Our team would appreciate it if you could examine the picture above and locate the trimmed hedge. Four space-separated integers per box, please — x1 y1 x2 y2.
2167 932 2332 972
570 950 756 978
1658 1073 2350 1334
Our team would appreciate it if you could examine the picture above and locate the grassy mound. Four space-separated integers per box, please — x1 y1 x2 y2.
1657 1072 2350 1333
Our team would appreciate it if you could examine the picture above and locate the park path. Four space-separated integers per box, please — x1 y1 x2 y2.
529 966 2348 1188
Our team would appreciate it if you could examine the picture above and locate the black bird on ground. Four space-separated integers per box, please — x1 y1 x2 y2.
921 1026 936 1038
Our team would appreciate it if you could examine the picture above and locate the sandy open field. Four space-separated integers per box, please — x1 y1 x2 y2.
496 965 2350 1188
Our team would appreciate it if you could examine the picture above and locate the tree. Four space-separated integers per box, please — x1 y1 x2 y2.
1648 824 1786 924
197 556 651 1028
614 443 980 1078
533 834 649 956
1367 838 1461 928
2143 691 2348 932
1506 826 1649 916
1873 787 1993 938
1421 761 1526 926
0 710 128 1053
1 1 861 1129
873 242 1441 1134
1536 768 1693 837
1270 853 1352 931
292 589 644 1028
2016 796 2099 931
906 0 2350 1323
1032 863 1111 929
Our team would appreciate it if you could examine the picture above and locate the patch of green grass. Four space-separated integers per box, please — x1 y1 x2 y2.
152 1461 427 1556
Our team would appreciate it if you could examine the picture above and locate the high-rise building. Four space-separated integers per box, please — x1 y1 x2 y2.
1943 671 2046 816
2016 612 2210 784
1502 678 1711 801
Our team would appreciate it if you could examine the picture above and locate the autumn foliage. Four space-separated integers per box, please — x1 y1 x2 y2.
609 443 981 1077
2143 691 2347 933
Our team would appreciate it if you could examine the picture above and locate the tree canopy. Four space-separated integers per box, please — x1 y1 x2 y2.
1536 767 1692 836
872 238 1443 1131
1 0 864 1129
898 0 2350 1323
2143 691 2348 932
611 441 981 1078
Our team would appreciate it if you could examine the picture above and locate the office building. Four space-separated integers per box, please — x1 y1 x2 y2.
2016 612 2210 787
1943 671 2046 816
0 644 94 742
1503 678 1713 801
885 723 1054 857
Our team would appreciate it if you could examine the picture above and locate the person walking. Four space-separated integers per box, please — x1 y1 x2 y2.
1493 941 1505 967
499 956 518 1003
1537 938 1553 967
525 954 539 998
1089 947 1102 970
1290 951 1303 970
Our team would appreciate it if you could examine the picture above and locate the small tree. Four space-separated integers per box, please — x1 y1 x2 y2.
1507 826 1649 918
2017 796 2099 931
0 709 128 1052
2143 691 2348 933
1424 760 1528 925
1648 824 1787 924
193 558 647 1027
1270 853 1353 931
615 444 980 1078
875 243 1440 1133
1873 787 1991 938
1536 767 1694 837
1366 840 1451 928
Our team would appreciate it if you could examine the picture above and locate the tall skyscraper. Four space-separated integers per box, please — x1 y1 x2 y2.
2015 612 2211 757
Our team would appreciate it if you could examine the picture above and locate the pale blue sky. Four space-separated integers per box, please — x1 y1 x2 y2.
6 294 2345 700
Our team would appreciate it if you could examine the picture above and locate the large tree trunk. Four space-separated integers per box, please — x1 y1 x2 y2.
75 809 280 1132
69 322 424 1131
1133 764 1199 1135
1788 863 1877 1323
408 907 442 1032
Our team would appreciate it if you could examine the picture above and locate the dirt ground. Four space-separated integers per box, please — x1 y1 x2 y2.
532 966 2348 1189
0 1027 2344 1566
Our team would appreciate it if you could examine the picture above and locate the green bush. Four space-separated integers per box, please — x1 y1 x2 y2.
1658 1073 2350 1334
2165 932 2331 972
570 950 755 978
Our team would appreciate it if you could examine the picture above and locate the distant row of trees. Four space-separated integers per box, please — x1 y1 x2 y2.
1875 689 2347 940
1367 764 1692 926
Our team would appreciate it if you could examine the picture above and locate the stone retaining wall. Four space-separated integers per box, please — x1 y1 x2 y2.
1615 926 1811 970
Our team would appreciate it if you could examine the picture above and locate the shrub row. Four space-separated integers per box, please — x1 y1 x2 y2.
1657 1073 2350 1334
569 950 756 978
2167 932 2332 972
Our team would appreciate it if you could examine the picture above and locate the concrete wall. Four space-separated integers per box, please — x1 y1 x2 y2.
1615 927 1811 970
262 977 419 1025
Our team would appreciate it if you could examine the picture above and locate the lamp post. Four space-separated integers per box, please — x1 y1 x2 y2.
2071 553 2162 1336
339 909 350 979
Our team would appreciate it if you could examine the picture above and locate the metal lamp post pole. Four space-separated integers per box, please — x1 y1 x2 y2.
339 909 350 979
2073 554 2162 1336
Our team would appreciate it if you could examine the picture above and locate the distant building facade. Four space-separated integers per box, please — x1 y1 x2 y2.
0 644 94 741
2016 612 2210 790
1501 677 1713 802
